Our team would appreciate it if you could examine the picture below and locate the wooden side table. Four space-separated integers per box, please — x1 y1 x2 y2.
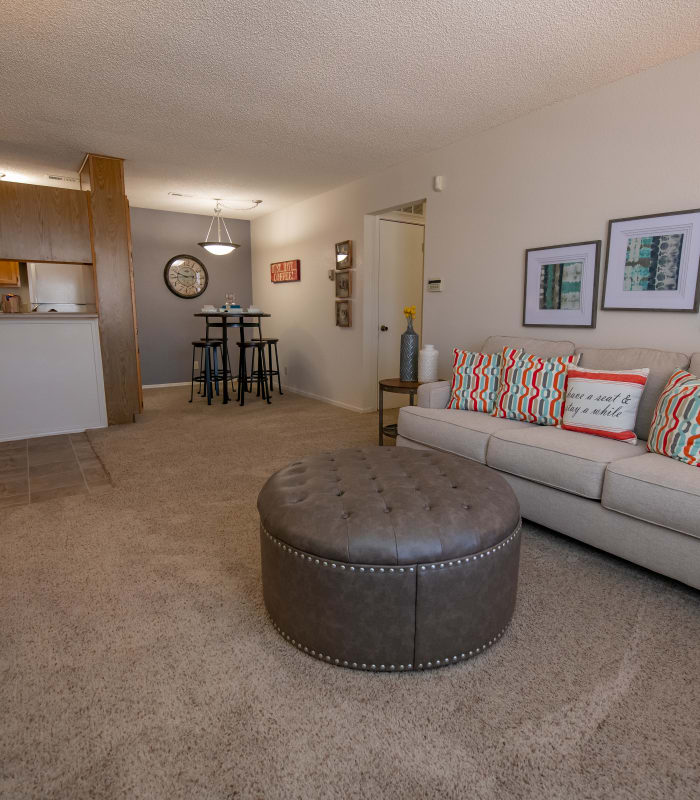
378 378 420 445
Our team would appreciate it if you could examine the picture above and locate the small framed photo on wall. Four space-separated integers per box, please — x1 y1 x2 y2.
602 208 700 311
335 240 352 270
334 270 352 298
335 299 352 327
523 240 601 327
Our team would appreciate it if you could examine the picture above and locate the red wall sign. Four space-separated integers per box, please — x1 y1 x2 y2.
270 259 301 283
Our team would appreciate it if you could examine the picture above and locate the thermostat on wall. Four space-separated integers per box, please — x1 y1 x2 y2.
427 278 443 292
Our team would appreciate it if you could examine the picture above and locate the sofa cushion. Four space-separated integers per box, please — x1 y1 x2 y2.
481 335 575 358
602 453 700 540
574 347 689 441
397 406 530 463
690 353 700 376
486 425 646 499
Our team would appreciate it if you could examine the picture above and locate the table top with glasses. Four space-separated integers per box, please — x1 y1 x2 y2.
193 311 271 319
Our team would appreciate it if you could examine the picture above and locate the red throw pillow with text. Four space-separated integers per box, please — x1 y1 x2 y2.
562 366 649 444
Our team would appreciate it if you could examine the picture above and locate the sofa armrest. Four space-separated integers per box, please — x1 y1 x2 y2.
417 381 451 409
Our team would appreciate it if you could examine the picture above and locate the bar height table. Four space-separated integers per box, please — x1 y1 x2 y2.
194 312 271 404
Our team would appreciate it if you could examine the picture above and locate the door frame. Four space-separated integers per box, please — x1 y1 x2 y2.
361 202 427 412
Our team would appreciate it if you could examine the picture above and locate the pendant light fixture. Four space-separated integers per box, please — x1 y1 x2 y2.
198 200 240 256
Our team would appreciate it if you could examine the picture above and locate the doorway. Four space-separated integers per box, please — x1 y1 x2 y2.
376 205 425 409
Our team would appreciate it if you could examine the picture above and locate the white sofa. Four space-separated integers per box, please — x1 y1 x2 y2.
397 335 700 590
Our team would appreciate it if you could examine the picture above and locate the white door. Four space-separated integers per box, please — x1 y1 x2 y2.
377 219 425 409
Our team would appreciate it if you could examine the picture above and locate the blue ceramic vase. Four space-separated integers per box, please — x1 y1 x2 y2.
400 318 419 381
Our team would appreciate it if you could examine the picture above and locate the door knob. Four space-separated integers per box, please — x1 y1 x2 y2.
380 325 388 331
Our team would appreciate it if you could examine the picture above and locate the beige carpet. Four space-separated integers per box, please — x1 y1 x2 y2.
1 389 699 800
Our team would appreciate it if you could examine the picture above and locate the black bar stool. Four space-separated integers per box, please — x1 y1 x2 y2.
189 340 223 405
200 318 238 392
236 320 264 391
236 341 271 406
250 337 283 395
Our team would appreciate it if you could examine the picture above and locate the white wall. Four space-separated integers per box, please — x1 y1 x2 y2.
251 50 700 411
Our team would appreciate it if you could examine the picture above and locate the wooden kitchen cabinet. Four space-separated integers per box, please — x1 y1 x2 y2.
0 260 20 286
0 181 92 264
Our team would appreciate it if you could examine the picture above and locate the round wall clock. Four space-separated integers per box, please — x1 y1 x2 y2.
164 254 209 298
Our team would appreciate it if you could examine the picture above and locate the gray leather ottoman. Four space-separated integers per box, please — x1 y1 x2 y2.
257 447 522 671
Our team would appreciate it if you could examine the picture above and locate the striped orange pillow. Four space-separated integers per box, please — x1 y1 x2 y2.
647 370 700 465
562 366 649 443
447 349 501 413
492 348 579 426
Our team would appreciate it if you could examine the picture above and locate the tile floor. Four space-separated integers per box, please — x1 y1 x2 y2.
0 433 110 508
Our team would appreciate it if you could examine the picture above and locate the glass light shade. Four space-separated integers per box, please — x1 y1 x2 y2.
198 242 238 256
198 202 240 256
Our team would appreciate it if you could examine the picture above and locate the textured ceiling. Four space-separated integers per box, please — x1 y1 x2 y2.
1 0 699 218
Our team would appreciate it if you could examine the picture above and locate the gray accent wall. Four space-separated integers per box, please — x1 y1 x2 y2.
130 207 252 385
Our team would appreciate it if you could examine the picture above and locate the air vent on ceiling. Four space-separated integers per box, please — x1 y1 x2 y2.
47 174 79 183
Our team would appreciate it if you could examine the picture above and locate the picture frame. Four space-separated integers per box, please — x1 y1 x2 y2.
335 299 351 327
523 240 601 328
602 208 700 312
334 270 352 298
270 259 300 283
335 240 352 270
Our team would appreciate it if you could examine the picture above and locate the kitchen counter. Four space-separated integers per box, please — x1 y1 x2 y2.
0 314 107 440
0 312 99 318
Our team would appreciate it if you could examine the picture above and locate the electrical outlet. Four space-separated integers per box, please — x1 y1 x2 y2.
284 366 288 376
194 360 199 369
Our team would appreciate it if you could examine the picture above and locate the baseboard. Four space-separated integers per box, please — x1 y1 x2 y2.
140 381 373 413
284 385 374 414
142 381 191 389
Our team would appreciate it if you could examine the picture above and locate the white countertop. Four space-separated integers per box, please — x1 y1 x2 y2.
0 312 99 319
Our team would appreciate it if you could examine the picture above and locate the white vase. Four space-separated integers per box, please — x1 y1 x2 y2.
418 344 439 383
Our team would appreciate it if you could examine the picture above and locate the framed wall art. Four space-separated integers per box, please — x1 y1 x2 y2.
602 209 700 312
335 299 351 327
270 259 300 283
335 240 352 270
334 270 352 298
523 240 601 328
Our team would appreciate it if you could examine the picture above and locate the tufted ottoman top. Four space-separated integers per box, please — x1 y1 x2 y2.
257 447 520 565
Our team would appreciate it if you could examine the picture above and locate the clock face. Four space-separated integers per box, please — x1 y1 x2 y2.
164 255 209 299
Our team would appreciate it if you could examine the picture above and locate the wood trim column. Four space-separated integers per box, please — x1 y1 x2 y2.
80 154 142 424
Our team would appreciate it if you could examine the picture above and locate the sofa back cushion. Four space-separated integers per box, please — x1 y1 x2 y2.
690 353 700 376
574 347 689 440
481 335 575 358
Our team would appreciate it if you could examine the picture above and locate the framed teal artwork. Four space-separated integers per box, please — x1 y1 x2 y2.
523 240 601 327
602 209 700 312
